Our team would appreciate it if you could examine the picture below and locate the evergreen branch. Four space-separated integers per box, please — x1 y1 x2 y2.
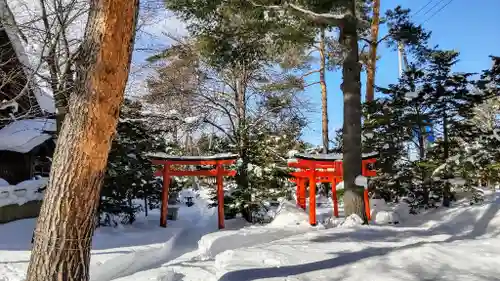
304 81 321 88
288 3 346 21
248 1 346 24
300 69 320 79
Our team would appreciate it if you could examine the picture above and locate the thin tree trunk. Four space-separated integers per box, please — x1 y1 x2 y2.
319 27 329 154
340 1 366 222
365 0 380 102
442 113 451 207
318 27 331 197
235 71 252 221
26 0 139 280
443 114 449 159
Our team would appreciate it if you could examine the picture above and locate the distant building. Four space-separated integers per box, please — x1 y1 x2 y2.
0 0 56 184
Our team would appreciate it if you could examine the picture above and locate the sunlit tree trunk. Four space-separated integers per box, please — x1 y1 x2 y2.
366 0 380 102
319 27 329 153
26 0 139 280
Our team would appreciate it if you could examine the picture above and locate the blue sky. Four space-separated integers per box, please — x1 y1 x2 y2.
301 0 500 146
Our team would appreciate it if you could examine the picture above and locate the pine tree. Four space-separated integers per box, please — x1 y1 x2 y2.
443 56 500 200
362 53 498 211
98 99 168 226
366 66 434 209
421 50 480 206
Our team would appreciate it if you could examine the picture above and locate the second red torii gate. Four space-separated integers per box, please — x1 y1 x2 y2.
288 153 377 226
150 153 239 229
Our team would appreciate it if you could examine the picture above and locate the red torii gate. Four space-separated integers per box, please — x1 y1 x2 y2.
288 153 377 226
150 153 239 229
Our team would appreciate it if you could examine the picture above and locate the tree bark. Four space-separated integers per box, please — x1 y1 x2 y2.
319 27 329 153
26 0 139 280
234 70 252 221
340 1 366 221
442 112 451 207
365 0 380 102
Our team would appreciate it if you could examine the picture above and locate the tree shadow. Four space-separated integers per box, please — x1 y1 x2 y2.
218 198 500 281
156 271 185 281
217 242 428 281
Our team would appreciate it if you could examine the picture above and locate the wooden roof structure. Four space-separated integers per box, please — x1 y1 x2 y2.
0 0 56 128
0 20 43 127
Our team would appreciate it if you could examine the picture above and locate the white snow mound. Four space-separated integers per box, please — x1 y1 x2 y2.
355 175 368 188
269 201 310 227
340 214 364 227
373 210 400 225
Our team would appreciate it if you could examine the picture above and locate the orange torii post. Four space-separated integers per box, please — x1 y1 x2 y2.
288 153 378 226
150 153 239 229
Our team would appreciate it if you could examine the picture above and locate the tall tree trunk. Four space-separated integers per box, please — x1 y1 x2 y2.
365 0 380 102
235 72 252 221
26 0 139 280
340 1 366 222
443 114 449 160
318 27 331 197
319 27 329 154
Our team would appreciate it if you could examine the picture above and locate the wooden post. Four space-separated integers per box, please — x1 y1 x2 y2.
364 187 371 221
309 167 317 226
332 177 339 218
299 178 306 209
295 178 300 206
216 163 225 229
160 163 171 227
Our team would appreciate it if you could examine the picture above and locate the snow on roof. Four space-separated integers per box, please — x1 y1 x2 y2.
292 152 379 161
148 152 239 161
0 118 55 153
0 0 59 113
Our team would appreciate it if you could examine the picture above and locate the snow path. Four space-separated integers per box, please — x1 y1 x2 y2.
3 191 500 281
114 193 500 281
90 193 219 281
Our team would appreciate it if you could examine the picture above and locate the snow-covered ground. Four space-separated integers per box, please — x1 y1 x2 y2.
2 188 500 281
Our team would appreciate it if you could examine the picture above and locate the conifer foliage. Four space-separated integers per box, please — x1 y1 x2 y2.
98 99 168 226
364 54 499 211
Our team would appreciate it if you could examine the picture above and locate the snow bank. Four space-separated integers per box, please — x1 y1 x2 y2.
0 119 56 153
269 201 310 227
215 228 500 281
196 202 314 260
211 194 500 281
197 226 311 261
0 178 9 186
0 178 47 207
